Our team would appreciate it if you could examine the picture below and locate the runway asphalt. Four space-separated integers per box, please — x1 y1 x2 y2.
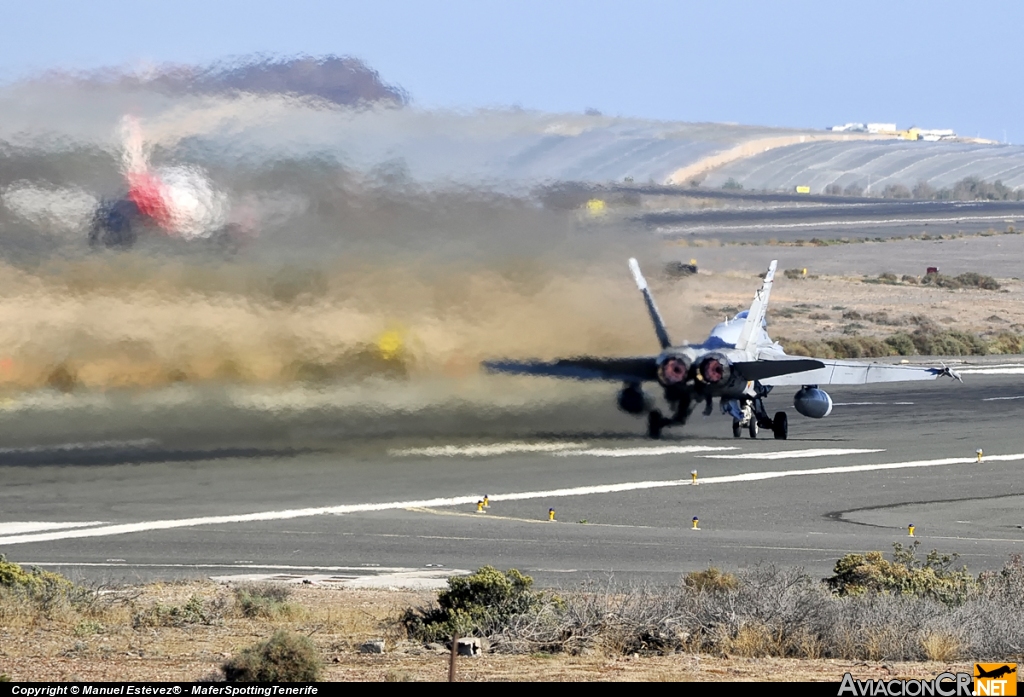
2 366 1024 588
636 199 1024 242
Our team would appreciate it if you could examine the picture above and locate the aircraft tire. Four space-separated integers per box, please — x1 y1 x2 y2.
732 420 741 438
748 419 758 439
772 411 788 440
647 410 664 439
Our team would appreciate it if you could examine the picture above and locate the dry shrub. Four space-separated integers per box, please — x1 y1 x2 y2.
403 566 545 644
861 624 911 661
132 594 226 628
826 542 977 606
398 555 1024 662
0 555 94 623
921 629 963 661
728 621 783 657
233 583 300 620
791 627 825 659
221 629 321 682
682 567 738 593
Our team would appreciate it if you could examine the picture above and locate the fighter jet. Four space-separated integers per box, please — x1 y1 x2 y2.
484 259 960 439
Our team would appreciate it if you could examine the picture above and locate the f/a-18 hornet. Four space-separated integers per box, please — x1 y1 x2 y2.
485 259 960 439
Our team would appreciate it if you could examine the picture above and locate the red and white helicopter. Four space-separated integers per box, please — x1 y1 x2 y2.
89 116 249 249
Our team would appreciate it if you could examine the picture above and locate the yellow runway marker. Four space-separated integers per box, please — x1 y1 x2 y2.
908 524 916 537
692 516 700 530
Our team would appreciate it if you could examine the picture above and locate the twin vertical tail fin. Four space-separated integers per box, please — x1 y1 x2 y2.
735 260 777 352
629 258 673 349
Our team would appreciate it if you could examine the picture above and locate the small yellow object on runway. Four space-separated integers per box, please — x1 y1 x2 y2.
548 508 556 521
691 470 698 485
476 500 485 513
976 449 983 463
692 516 700 530
483 495 490 508
908 524 916 537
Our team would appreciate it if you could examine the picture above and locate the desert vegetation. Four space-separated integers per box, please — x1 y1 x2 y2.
821 176 1024 202
2 547 1021 681
402 547 1024 662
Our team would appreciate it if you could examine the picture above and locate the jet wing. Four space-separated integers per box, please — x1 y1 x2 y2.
483 357 658 382
484 357 825 383
732 359 825 382
758 358 957 386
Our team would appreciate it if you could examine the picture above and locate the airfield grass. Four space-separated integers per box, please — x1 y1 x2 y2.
0 577 976 683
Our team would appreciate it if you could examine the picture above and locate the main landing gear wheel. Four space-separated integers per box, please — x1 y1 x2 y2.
748 418 758 439
732 420 741 438
772 411 788 440
647 410 665 439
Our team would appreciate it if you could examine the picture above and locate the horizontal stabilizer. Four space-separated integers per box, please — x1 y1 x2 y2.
484 356 658 382
733 359 825 382
759 360 959 386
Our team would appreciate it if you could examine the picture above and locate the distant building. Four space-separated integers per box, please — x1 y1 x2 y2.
829 123 867 132
917 129 957 141
867 123 898 134
831 122 957 141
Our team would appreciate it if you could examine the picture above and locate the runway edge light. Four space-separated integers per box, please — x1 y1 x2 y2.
691 470 698 485
548 508 556 522
692 516 700 530
483 495 490 508
908 523 915 537
977 449 983 462
476 500 485 513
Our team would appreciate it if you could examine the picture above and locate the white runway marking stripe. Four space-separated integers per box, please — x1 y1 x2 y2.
390 442 587 457
961 368 1024 375
667 214 1024 234
19 561 443 572
982 395 1024 401
0 521 106 535
700 448 884 460
556 445 737 457
4 452 1024 546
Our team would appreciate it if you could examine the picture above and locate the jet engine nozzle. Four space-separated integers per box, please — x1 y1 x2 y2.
695 353 732 386
656 352 693 387
794 386 833 418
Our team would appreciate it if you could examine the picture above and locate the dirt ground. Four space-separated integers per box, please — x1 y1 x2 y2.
0 581 975 682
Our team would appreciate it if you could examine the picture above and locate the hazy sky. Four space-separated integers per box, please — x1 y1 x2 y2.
4 0 1022 142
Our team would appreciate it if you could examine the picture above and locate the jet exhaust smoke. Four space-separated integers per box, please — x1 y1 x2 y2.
0 58 705 404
